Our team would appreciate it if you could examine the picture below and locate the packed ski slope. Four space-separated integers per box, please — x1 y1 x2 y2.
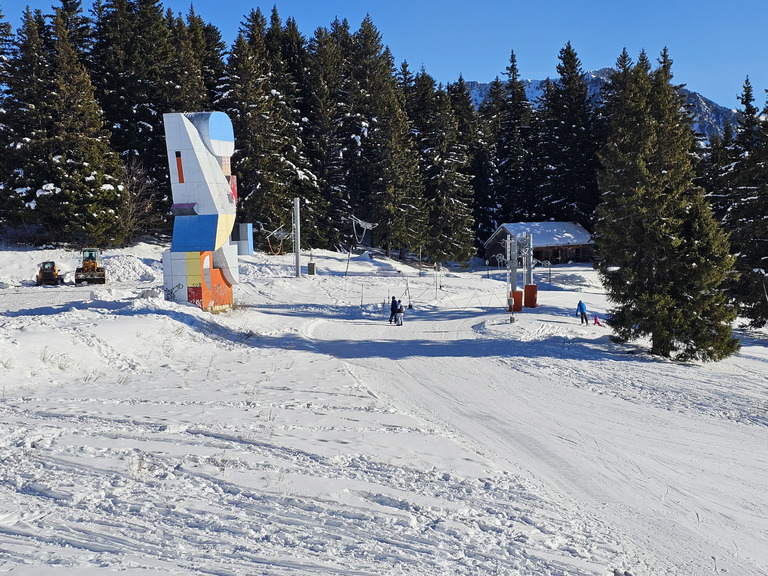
1 242 767 575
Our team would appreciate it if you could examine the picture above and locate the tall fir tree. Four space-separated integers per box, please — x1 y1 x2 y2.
476 77 506 236
696 120 733 225
218 10 315 248
42 10 127 244
595 49 739 361
0 6 11 79
734 77 761 152
0 8 53 232
263 9 321 247
90 0 134 155
343 14 391 221
410 71 474 262
448 75 494 253
720 79 768 326
495 51 534 224
367 68 424 259
51 0 92 59
535 42 601 228
91 0 175 222
129 0 173 184
165 11 205 113
304 24 349 248
339 15 425 256
1 8 126 244
0 5 15 205
185 6 226 108
217 24 277 238
326 16 365 248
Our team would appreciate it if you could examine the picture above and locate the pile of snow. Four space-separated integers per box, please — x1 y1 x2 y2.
1 243 767 575
102 253 158 283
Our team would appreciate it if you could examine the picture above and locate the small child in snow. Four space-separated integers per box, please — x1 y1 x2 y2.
594 315 603 327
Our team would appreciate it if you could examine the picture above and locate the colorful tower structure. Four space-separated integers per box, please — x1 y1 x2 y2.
162 112 240 311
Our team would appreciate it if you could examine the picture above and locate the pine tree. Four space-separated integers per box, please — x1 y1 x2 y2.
476 77 506 235
0 6 11 77
42 10 127 244
368 70 424 259
304 24 348 248
263 9 321 247
217 26 277 237
0 8 53 233
703 78 760 224
722 80 768 327
344 14 391 220
186 6 226 108
595 49 739 361
165 11 205 112
448 75 494 253
0 5 15 207
496 50 535 224
91 0 174 216
90 0 134 155
535 42 601 228
410 71 474 263
327 16 364 248
697 124 733 224
1 7 126 244
129 0 173 186
52 0 92 58
218 10 316 247
734 76 761 152
337 14 426 257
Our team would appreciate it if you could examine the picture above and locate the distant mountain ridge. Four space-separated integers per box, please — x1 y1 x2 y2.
465 68 738 141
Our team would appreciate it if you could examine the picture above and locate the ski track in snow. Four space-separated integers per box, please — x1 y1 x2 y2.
1 246 767 575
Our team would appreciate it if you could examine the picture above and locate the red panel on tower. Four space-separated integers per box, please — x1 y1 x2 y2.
175 151 184 183
229 174 238 202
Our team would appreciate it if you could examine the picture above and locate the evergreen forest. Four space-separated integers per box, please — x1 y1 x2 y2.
0 1 766 354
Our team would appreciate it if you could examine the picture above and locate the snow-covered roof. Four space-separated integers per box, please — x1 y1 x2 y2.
486 222 593 248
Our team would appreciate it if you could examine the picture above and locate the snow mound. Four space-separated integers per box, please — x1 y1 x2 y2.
103 254 157 283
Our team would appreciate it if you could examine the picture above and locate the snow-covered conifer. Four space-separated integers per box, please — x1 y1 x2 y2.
595 49 739 360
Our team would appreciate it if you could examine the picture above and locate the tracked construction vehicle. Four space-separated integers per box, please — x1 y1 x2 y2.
75 248 106 284
36 261 63 285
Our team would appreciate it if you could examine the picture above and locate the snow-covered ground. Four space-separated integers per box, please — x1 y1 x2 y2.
1 242 767 575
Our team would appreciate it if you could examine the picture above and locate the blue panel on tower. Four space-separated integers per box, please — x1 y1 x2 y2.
208 112 235 143
172 215 219 251
241 223 254 254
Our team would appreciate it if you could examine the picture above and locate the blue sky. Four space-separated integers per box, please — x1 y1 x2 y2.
2 0 766 108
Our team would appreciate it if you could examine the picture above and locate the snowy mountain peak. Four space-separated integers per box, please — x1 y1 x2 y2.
465 69 737 140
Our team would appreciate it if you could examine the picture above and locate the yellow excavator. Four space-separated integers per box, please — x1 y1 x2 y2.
75 248 106 284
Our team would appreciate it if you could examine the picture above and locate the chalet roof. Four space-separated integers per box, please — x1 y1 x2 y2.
485 222 593 248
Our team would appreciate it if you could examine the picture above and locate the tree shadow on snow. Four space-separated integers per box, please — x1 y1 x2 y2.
4 295 653 365
236 302 650 365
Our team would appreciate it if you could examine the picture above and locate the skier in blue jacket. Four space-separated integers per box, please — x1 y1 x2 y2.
577 300 588 325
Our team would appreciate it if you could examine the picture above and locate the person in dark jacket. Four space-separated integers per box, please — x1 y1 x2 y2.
389 296 398 324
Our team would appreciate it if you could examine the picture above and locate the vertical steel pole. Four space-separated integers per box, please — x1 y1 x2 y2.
525 233 534 286
510 235 518 290
505 235 512 298
294 197 301 277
